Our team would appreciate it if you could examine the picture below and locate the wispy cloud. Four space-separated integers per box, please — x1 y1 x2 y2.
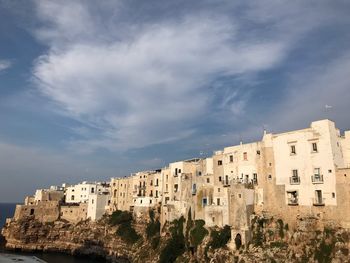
30 0 350 153
0 59 12 71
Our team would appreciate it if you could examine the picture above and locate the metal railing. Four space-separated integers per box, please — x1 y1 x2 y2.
289 176 300 185
311 174 324 184
313 197 325 206
288 198 298 205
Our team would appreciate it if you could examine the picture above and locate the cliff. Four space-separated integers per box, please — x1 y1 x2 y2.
2 212 350 263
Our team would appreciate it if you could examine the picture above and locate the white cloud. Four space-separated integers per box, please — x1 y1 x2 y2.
0 60 12 71
31 1 342 152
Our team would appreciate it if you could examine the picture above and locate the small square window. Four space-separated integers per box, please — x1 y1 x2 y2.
257 150 261 155
268 174 272 180
218 160 223 166
328 170 332 173
238 194 242 198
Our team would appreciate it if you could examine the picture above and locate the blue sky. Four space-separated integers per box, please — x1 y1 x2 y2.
1 0 350 202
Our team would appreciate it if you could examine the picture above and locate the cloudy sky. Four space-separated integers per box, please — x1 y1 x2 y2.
1 0 350 202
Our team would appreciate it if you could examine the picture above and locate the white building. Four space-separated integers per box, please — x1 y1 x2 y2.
65 181 110 204
87 191 111 221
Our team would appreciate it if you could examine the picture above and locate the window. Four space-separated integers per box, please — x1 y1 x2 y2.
238 194 242 198
207 178 210 183
218 160 223 165
229 155 233 162
114 190 117 198
175 168 178 175
92 199 94 204
217 198 220 205
292 169 298 178
178 169 181 173
218 188 220 192
328 170 332 173
174 184 178 192
290 145 296 155
150 180 153 186
314 168 321 177
198 171 202 176
202 198 208 206
218 176 222 182
71 195 75 201
150 200 152 204
332 192 335 198
30 209 35 215
268 174 272 180
312 142 318 152
150 190 153 197
287 191 298 205
140 200 142 204
91 187 95 194
243 152 248 161
257 150 261 155
156 179 159 186
156 190 158 198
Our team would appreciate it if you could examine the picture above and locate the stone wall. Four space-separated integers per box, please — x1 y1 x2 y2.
60 203 87 223
14 201 60 223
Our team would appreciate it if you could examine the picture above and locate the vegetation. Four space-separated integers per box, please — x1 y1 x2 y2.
109 210 141 244
207 225 231 249
159 216 186 263
146 209 161 249
109 210 133 226
190 220 208 247
146 210 161 239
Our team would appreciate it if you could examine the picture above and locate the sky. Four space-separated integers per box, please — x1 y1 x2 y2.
1 0 350 202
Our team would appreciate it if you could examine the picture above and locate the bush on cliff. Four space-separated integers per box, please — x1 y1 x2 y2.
109 210 141 244
109 210 133 226
190 220 208 247
159 216 186 263
116 221 141 244
146 210 161 239
207 225 231 249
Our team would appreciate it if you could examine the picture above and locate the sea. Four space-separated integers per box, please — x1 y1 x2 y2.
0 203 106 263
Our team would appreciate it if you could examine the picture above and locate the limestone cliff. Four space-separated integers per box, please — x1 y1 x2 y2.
2 214 350 263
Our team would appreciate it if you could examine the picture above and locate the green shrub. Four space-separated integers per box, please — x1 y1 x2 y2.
190 220 208 247
116 221 141 244
160 217 186 263
109 210 133 226
314 238 335 263
151 236 160 249
146 219 160 239
208 225 231 249
185 209 193 248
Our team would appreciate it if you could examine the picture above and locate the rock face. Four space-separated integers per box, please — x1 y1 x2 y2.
2 215 350 263
2 217 146 263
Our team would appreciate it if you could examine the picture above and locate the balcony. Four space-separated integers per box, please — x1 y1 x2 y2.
222 180 230 187
287 198 299 206
311 174 324 184
289 176 300 185
313 198 325 206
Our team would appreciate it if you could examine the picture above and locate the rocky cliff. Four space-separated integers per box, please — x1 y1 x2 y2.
2 212 350 263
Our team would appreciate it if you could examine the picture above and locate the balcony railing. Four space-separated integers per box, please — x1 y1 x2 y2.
313 198 325 206
222 179 230 187
311 174 324 184
289 176 300 185
288 198 299 206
